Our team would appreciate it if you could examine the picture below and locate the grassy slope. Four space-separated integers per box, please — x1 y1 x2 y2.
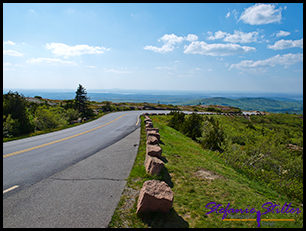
109 115 303 228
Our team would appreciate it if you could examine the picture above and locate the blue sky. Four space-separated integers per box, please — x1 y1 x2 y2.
3 3 303 93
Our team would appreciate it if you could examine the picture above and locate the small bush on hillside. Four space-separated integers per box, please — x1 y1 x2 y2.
167 111 185 131
181 112 203 141
34 105 68 130
198 116 225 152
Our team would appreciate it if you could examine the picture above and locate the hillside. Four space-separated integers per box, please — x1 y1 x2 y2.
184 97 303 114
109 114 303 228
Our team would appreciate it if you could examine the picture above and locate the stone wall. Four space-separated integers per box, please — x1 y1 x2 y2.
136 115 173 214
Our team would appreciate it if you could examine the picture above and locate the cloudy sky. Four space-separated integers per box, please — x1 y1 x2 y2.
3 3 303 93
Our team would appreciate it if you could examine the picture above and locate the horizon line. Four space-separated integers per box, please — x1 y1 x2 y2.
3 88 303 95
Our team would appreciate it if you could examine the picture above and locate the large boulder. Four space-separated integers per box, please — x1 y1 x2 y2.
145 122 153 129
145 155 164 175
145 127 159 135
136 180 173 214
146 131 160 142
146 135 159 145
146 144 162 158
144 117 152 124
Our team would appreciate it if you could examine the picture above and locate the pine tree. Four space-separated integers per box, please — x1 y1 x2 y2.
74 84 93 119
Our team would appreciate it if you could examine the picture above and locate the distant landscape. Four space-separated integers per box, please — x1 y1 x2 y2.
3 89 303 114
185 97 303 114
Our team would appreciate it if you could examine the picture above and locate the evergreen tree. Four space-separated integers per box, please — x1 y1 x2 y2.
74 84 93 118
199 116 224 152
181 112 203 141
167 111 185 131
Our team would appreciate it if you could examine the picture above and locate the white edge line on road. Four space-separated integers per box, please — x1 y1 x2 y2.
3 185 19 194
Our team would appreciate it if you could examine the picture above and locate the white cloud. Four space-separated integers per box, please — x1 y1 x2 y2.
144 33 184 53
159 33 185 44
275 30 290 37
267 38 303 50
104 68 131 74
3 40 16 46
3 50 25 57
46 43 110 57
207 31 228 40
230 53 303 74
183 41 256 56
3 62 27 68
155 66 175 70
86 65 97 68
145 32 258 55
143 44 174 53
189 67 202 73
238 3 283 25
225 12 230 18
207 30 260 43
232 9 239 20
224 30 260 43
185 34 198 42
26 58 77 66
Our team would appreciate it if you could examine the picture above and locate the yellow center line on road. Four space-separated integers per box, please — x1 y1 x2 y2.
3 185 19 194
3 114 126 159
136 115 140 126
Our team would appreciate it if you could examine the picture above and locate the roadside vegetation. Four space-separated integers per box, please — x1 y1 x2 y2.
3 84 96 141
109 114 303 228
168 112 303 203
3 87 241 142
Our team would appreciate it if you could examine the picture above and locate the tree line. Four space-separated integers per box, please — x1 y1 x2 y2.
3 84 94 138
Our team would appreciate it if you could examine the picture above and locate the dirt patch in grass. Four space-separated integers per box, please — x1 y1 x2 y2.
122 186 139 211
194 167 226 180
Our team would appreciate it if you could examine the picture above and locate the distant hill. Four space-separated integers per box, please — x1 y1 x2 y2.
184 97 303 114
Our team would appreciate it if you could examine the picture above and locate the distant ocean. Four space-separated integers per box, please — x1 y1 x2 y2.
3 89 303 105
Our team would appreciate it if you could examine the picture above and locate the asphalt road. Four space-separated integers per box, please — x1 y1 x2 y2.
3 110 168 227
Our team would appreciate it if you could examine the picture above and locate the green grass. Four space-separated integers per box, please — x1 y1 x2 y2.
109 115 303 228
